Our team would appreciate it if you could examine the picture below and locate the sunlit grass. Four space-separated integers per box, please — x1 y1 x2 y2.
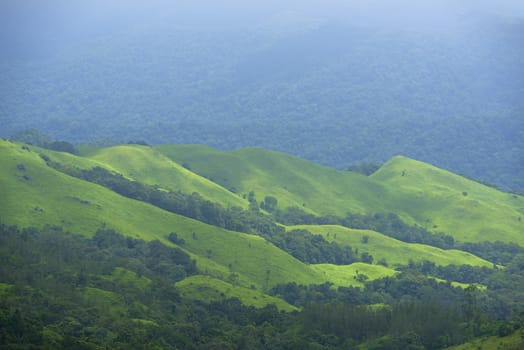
288 225 493 267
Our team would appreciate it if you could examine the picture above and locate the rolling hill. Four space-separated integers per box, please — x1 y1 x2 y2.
45 144 248 208
0 139 403 294
0 140 320 291
2 139 516 290
156 144 524 244
1 139 521 295
3 138 524 349
372 156 524 243
287 225 493 268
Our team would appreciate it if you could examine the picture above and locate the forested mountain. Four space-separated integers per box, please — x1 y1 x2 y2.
1 0 523 191
2 138 524 349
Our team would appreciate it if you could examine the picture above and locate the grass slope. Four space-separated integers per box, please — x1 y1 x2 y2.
288 225 493 267
311 263 398 288
47 144 246 208
445 330 524 350
156 145 524 245
371 156 524 243
176 275 298 312
155 144 389 214
0 140 322 291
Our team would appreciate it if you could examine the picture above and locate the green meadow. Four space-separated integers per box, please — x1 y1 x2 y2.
155 144 389 214
288 225 493 267
372 156 524 243
311 263 398 288
175 275 298 312
39 143 247 208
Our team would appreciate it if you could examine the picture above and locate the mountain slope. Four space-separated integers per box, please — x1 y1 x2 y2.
372 156 524 243
0 140 320 290
50 144 247 208
2 139 408 294
156 145 524 244
175 275 298 312
155 144 390 214
288 225 493 267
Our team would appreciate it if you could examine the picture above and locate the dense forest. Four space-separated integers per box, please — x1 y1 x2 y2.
2 224 524 349
1 1 524 191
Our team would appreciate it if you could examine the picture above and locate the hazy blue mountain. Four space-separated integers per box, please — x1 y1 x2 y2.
1 0 523 190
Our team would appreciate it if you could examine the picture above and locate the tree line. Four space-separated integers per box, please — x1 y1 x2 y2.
2 224 524 349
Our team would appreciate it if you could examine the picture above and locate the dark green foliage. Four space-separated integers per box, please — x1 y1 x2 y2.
338 212 455 249
11 129 78 154
45 141 78 154
0 222 296 349
168 232 185 246
0 225 197 287
126 140 150 146
458 241 524 265
271 272 467 309
398 260 495 284
10 128 52 147
361 252 374 264
302 302 464 348
0 224 201 349
272 229 358 265
2 223 524 349
260 195 278 212
347 163 382 176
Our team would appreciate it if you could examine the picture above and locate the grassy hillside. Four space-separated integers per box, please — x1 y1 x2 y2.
372 156 524 243
156 145 524 244
311 263 398 288
155 144 390 214
176 275 298 312
288 225 493 267
1 140 391 294
0 140 321 290
2 138 522 318
44 144 247 208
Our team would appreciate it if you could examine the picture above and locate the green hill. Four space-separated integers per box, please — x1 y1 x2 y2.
156 145 524 244
311 263 398 288
3 139 524 349
372 156 524 243
45 144 247 208
288 225 493 268
0 140 317 290
175 275 298 312
155 144 391 214
0 139 395 295
0 139 519 303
